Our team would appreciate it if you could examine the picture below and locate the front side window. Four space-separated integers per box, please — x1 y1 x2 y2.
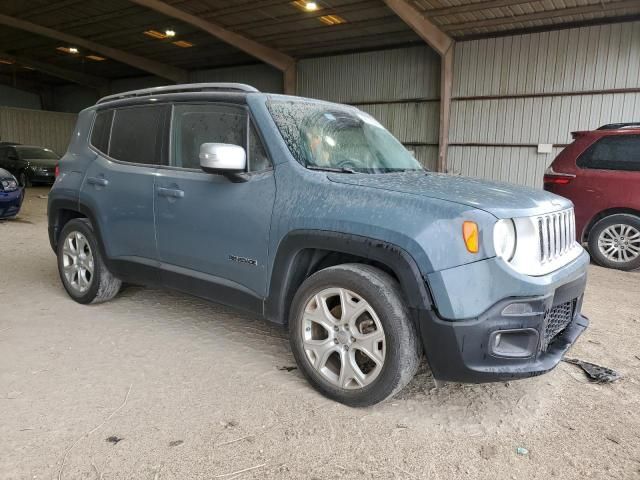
578 135 640 172
267 100 424 174
172 104 246 170
109 105 165 165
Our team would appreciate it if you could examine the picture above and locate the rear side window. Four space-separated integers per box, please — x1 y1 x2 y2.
578 135 640 171
109 105 165 165
91 110 113 154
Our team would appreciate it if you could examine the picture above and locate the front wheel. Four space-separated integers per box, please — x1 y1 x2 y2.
57 219 122 304
18 171 31 188
289 264 421 407
588 214 640 271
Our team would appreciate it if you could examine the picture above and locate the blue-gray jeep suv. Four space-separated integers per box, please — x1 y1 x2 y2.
48 83 589 406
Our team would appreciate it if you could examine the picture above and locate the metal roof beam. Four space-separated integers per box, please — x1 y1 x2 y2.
0 13 188 83
127 0 296 73
383 0 453 56
0 51 108 89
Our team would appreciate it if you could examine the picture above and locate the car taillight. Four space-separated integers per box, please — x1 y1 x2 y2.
55 164 60 178
544 166 575 185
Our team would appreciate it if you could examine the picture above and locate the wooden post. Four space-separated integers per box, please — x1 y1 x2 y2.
438 45 454 173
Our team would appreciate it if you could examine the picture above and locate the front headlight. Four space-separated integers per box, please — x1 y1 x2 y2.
493 219 516 261
0 177 18 191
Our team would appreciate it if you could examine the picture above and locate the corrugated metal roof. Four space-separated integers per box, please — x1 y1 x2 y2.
412 0 640 38
0 0 639 86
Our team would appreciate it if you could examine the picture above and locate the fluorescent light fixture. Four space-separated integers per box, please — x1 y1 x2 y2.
0 58 13 65
165 29 176 37
291 0 320 11
319 14 346 25
172 40 194 48
144 29 167 39
86 55 106 61
56 46 79 54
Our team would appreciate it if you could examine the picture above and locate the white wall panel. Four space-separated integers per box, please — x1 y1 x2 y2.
0 107 76 154
448 146 564 188
190 64 283 93
451 21 640 187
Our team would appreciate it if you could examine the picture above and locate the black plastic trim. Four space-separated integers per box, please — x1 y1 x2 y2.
264 230 433 325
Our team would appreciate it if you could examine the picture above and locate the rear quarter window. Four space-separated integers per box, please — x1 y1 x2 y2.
90 110 113 154
577 134 640 172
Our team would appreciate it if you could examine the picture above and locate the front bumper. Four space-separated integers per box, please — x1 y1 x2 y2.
0 188 24 218
419 252 589 383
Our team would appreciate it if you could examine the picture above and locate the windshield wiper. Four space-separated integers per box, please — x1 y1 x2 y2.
306 166 356 174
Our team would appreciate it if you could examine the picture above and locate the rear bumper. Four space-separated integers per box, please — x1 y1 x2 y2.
0 188 24 218
29 171 56 184
418 258 589 383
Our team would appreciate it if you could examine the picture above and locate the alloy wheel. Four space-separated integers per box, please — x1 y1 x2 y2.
301 287 386 390
62 231 95 293
597 223 640 263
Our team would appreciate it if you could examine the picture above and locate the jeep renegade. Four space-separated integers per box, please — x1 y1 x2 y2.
48 83 589 406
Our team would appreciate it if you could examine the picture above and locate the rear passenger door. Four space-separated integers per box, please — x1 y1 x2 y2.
154 102 276 302
576 134 640 207
81 104 169 268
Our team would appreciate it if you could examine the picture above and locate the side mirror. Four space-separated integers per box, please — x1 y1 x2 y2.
199 143 246 174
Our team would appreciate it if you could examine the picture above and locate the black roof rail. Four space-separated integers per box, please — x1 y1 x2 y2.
597 122 640 130
97 83 259 105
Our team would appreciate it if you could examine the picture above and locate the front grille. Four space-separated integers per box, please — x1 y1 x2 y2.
541 300 576 350
538 209 576 263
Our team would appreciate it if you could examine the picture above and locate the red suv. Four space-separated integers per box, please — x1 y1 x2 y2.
544 123 640 271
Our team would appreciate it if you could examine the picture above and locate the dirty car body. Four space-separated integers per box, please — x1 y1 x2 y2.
47 84 589 404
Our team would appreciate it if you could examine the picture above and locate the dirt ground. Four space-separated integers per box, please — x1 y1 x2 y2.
1 187 639 480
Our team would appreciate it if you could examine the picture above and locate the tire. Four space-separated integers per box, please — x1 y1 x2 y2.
289 263 421 407
18 171 31 188
57 218 122 304
588 214 640 271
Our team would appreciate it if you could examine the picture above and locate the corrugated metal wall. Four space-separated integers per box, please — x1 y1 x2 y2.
297 46 441 169
450 21 640 187
0 107 77 154
191 64 283 93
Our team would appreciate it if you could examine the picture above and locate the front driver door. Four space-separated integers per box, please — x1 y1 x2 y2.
154 103 276 305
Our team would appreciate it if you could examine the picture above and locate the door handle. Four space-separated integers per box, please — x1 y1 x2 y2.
157 187 184 199
87 177 108 187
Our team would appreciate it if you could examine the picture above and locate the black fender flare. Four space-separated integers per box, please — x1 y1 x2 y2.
264 230 433 325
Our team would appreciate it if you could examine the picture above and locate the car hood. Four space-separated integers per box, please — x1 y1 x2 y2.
327 171 572 218
23 158 58 168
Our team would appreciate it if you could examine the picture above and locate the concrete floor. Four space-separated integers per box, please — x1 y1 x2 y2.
1 187 640 480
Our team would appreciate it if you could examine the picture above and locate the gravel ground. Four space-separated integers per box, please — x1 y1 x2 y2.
1 187 640 480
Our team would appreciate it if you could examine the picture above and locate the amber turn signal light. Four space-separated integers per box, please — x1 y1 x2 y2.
463 221 479 253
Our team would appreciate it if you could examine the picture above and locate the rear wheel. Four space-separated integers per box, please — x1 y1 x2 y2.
588 214 640 271
57 219 122 304
289 264 421 407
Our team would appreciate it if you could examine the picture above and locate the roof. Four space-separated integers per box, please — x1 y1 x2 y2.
0 0 639 87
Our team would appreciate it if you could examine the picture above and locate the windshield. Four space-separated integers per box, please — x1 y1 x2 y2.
17 147 58 160
267 100 424 174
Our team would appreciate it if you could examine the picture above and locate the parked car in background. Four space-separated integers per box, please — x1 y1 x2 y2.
0 144 59 187
0 167 23 219
48 83 589 406
544 123 640 271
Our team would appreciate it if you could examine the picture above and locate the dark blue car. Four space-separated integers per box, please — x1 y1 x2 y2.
0 167 23 219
